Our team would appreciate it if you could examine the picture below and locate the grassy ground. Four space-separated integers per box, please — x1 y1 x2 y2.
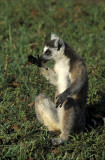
0 0 105 159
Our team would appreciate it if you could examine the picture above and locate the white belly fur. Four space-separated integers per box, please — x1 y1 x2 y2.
54 58 70 126
54 58 70 93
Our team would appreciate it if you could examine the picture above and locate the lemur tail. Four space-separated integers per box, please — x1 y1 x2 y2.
86 115 105 128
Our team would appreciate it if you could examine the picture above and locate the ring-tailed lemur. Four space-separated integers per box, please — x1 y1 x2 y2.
28 33 104 146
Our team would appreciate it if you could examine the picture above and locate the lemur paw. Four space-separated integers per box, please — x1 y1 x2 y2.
28 55 42 67
56 93 65 108
52 138 64 146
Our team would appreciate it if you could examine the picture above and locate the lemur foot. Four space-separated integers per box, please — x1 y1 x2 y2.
52 138 65 146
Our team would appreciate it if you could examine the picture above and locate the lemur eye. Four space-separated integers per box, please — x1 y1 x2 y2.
45 49 51 55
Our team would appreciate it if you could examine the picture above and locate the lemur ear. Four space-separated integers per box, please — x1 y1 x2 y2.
51 33 59 40
58 39 64 51
51 33 65 50
54 38 64 50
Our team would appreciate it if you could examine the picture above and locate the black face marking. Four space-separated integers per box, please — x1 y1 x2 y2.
45 49 51 55
46 40 56 48
46 39 62 51
57 41 62 51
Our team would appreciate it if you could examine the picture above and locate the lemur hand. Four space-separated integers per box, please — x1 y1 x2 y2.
56 93 65 108
28 55 42 67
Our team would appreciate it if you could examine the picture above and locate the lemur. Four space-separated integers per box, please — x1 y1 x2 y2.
28 33 104 146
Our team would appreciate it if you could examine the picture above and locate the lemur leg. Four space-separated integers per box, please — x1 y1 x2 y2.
40 67 57 86
52 97 85 146
35 93 60 131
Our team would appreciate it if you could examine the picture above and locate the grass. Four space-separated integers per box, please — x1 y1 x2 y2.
0 0 105 159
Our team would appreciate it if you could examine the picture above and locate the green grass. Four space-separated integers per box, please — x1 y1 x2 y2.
0 0 105 159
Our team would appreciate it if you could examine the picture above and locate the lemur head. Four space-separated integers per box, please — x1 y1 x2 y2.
41 33 65 62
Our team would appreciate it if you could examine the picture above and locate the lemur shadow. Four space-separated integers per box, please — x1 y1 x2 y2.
86 91 105 116
85 91 105 130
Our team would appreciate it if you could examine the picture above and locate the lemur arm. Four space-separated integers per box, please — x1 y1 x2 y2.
28 55 57 86
40 67 57 87
56 63 87 108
